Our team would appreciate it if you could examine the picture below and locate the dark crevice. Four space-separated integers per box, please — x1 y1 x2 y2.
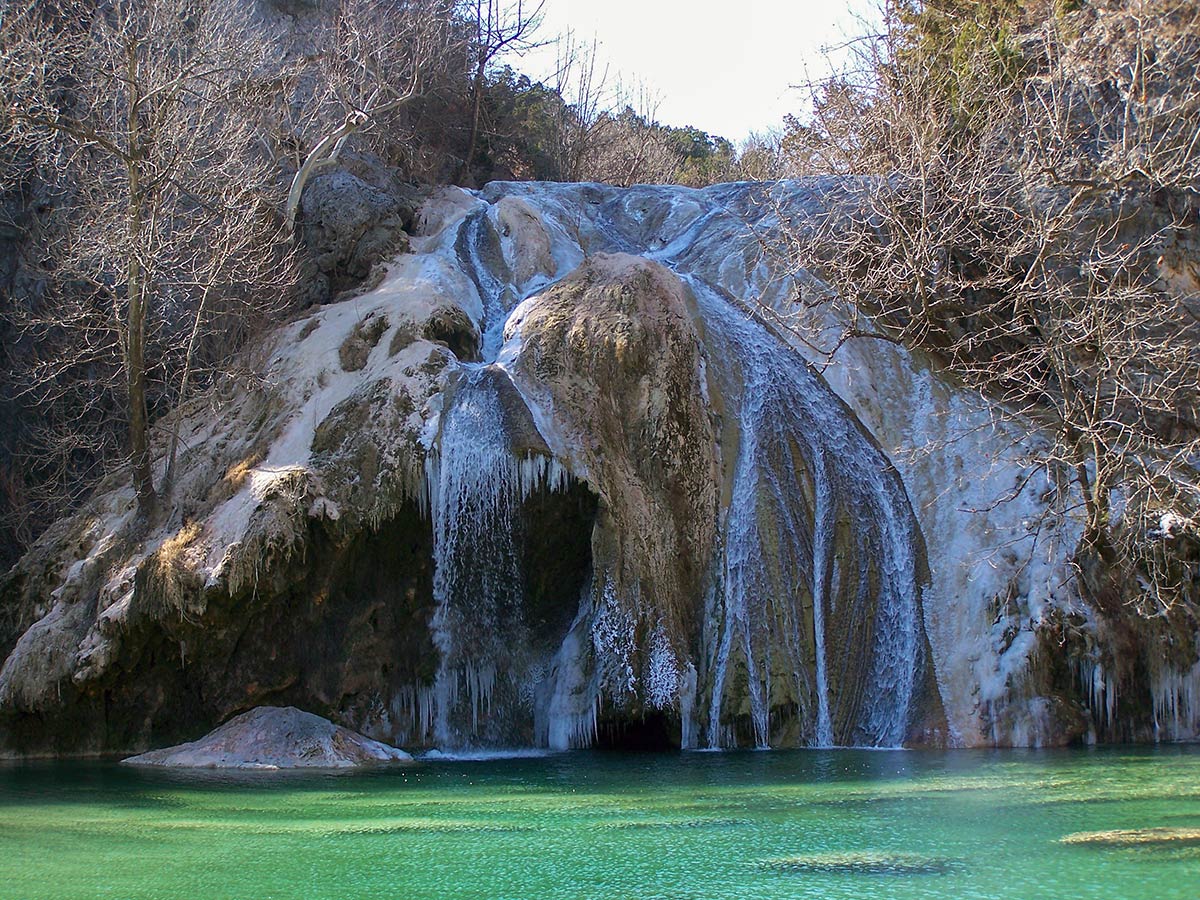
594 710 679 752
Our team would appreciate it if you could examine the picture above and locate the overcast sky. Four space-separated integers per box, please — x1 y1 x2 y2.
515 0 875 145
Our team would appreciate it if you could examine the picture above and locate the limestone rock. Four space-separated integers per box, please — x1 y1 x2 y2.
123 707 411 769
0 180 1194 757
299 161 426 303
506 253 720 651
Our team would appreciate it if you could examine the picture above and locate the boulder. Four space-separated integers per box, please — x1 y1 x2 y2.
298 158 428 304
122 706 411 769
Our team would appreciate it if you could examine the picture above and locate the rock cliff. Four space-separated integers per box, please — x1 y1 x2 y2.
1 180 1195 756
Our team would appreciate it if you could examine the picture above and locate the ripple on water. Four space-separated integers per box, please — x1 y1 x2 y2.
601 817 751 830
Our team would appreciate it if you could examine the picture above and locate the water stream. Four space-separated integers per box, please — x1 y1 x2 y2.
425 367 568 747
692 276 923 748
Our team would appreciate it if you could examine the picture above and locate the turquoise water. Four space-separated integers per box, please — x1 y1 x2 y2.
2 747 1199 899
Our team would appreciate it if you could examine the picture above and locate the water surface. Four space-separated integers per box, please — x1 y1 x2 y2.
2 746 1198 899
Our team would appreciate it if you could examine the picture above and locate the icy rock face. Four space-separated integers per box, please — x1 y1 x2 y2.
502 252 939 749
123 706 412 769
1 180 1195 757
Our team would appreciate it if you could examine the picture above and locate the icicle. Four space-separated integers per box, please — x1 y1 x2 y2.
1150 658 1200 741
425 366 572 748
646 623 680 710
1076 656 1119 732
590 575 638 697
540 591 602 751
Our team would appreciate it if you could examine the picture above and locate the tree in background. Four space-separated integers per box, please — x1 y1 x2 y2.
0 0 753 564
1 0 296 519
479 33 742 187
459 0 545 184
776 0 1200 616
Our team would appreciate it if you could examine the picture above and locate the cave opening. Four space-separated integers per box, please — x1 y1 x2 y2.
594 710 680 752
518 478 599 645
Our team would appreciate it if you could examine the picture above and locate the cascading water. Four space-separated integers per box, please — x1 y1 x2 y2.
455 209 512 360
687 274 925 749
425 183 932 750
810 467 836 747
584 185 927 748
425 367 570 747
422 207 582 748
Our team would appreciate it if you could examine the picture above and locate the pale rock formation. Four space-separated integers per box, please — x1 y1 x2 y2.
123 706 411 769
1 180 1195 757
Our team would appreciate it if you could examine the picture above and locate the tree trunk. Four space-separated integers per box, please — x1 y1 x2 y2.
285 111 367 234
125 44 156 519
460 57 487 184
126 260 156 518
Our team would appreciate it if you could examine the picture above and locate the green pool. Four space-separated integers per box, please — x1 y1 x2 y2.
2 747 1198 899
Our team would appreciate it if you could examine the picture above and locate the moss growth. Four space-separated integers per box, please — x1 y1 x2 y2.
339 314 390 372
222 452 264 494
421 306 480 361
387 323 417 357
297 318 320 342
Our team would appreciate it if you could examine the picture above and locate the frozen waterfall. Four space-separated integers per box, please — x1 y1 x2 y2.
425 367 569 747
421 182 933 750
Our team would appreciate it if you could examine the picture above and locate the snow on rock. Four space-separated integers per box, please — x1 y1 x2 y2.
1 179 1193 756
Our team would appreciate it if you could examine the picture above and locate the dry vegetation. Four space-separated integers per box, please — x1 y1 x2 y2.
773 0 1200 617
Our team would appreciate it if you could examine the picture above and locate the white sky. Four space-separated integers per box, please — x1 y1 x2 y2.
514 0 874 145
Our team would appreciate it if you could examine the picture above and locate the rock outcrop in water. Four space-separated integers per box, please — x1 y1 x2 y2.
0 180 1196 757
123 706 411 769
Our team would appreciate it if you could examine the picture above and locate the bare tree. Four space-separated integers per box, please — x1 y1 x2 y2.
545 35 683 186
1 0 296 518
545 32 612 181
283 0 462 233
774 0 1200 615
459 0 545 184
730 131 785 181
591 92 684 187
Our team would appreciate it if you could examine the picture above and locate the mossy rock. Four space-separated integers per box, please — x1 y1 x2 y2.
339 314 390 372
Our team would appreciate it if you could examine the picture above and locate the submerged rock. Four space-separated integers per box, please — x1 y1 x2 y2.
122 707 412 769
1059 828 1200 848
762 850 963 876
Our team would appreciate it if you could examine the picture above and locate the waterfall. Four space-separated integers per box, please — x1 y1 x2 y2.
537 591 601 751
811 468 835 748
433 184 929 750
456 210 514 361
688 275 925 749
426 367 569 747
